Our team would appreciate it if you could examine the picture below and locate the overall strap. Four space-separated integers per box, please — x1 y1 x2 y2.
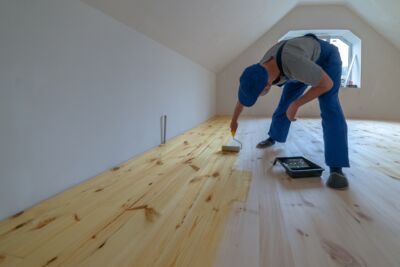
275 41 287 82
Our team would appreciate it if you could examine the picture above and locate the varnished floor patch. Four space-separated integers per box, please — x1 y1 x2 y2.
0 117 251 267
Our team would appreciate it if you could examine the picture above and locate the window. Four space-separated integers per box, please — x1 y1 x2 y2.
280 30 362 88
321 36 351 87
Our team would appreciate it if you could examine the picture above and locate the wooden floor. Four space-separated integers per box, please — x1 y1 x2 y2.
1 117 400 267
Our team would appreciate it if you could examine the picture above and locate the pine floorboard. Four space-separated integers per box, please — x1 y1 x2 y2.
1 116 400 267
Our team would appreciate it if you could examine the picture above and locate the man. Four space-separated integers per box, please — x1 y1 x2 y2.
230 34 349 189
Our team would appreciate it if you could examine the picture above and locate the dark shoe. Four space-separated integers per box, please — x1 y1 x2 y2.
326 172 349 189
256 138 275 149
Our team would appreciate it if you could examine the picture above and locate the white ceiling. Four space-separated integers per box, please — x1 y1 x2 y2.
346 0 400 52
83 0 400 72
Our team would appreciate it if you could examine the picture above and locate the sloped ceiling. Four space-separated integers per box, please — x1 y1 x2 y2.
346 0 400 51
82 0 400 72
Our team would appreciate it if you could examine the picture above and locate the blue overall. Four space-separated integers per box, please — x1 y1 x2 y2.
268 39 350 168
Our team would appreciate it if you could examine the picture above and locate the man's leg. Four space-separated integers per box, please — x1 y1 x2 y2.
318 52 350 189
267 81 308 142
319 90 349 167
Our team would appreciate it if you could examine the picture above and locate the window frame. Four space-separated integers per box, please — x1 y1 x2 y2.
320 35 352 68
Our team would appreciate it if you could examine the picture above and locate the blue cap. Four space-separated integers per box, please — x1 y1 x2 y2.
238 64 269 107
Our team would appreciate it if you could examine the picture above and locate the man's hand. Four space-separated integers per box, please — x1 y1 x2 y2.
230 120 238 134
286 101 300 121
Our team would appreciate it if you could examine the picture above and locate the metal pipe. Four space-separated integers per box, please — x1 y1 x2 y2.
160 115 167 144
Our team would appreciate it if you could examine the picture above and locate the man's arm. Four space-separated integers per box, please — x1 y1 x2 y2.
286 71 333 121
230 101 243 133
296 71 333 106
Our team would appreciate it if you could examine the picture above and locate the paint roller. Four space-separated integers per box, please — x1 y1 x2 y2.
221 130 242 152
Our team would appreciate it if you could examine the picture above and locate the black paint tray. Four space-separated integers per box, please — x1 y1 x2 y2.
273 156 324 178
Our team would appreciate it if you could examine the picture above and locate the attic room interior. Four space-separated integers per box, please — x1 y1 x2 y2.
1 0 400 266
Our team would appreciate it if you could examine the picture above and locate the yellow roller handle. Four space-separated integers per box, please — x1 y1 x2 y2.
230 130 242 149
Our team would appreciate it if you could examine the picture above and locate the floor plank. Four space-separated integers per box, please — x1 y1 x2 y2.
1 117 400 267
215 117 400 267
0 117 251 267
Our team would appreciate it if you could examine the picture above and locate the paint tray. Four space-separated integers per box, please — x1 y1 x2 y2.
273 156 324 178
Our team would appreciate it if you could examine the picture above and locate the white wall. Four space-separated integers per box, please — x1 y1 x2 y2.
217 5 400 121
0 0 216 220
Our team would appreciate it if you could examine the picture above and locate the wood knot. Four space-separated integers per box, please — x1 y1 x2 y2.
74 214 81 222
144 207 160 222
189 165 200 171
33 217 57 230
11 210 24 218
296 228 309 237
356 211 373 222
98 240 107 249
111 166 120 171
44 256 58 266
184 157 194 164
13 219 33 231
321 239 365 267
189 176 202 183
301 196 315 208
127 205 160 222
